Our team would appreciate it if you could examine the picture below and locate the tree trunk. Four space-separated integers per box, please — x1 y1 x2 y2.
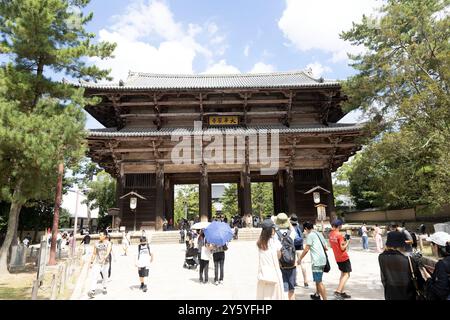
48 162 64 265
0 181 24 275
11 209 20 247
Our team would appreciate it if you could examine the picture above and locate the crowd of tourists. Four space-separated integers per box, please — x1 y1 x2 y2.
78 214 449 300
256 214 352 300
256 214 450 300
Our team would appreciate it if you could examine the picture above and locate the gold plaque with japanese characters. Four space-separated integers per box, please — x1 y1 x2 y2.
208 116 239 126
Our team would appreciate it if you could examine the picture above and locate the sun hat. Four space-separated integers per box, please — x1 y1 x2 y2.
275 213 291 229
426 232 450 247
385 231 406 248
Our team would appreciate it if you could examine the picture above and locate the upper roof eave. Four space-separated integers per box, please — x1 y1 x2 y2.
74 70 341 91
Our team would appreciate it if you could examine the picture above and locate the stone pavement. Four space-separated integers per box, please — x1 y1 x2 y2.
73 237 384 300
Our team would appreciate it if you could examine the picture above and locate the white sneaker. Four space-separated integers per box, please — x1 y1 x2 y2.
102 287 107 295
214 281 219 286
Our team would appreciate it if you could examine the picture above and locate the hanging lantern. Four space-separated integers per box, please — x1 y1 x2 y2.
313 191 321 204
130 197 137 210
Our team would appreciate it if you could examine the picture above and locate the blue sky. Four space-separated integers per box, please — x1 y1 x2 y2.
80 0 381 128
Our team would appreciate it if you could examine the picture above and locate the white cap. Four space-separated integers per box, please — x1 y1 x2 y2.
426 231 450 247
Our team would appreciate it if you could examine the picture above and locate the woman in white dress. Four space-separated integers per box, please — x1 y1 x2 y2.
256 219 286 300
374 224 384 253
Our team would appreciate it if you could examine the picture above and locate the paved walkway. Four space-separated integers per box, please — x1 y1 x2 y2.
73 237 384 300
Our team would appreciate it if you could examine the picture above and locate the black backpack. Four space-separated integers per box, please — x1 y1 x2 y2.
276 230 296 268
293 225 304 248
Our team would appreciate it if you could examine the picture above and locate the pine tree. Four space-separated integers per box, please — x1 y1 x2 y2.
0 0 115 273
339 0 450 210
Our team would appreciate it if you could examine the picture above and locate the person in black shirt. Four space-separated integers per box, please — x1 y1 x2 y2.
378 230 425 300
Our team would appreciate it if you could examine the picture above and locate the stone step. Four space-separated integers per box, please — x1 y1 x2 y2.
145 228 263 244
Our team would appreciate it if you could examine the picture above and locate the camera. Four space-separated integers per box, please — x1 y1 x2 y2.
411 251 425 268
344 234 351 241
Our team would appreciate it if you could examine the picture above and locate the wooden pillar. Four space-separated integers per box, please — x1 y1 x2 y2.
164 176 174 224
199 163 209 222
240 170 252 216
155 163 165 231
208 183 212 221
286 168 297 216
273 172 286 214
324 168 336 223
238 182 244 216
273 181 279 215
241 135 252 217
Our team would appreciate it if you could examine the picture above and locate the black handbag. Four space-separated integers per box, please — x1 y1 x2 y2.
315 232 331 273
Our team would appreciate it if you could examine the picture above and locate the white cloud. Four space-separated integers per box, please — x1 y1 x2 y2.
206 22 219 35
249 62 275 73
93 30 197 79
91 0 228 81
203 60 240 74
211 35 225 45
110 0 182 41
278 0 379 62
305 62 332 77
244 45 250 57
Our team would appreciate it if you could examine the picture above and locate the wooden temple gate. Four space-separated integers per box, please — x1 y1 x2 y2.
80 71 364 231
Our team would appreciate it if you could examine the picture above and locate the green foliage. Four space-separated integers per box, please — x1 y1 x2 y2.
251 182 273 218
339 0 450 210
58 208 71 228
70 157 102 189
0 0 115 215
0 202 9 233
221 184 238 220
84 171 116 230
346 129 446 210
0 97 87 204
174 185 199 223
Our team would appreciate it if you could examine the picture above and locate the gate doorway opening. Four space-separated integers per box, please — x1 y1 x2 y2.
173 184 199 228
251 182 274 222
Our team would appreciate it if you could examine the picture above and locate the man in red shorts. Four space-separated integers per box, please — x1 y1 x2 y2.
329 219 352 300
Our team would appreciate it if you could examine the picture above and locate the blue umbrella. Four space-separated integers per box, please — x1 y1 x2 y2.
204 221 233 246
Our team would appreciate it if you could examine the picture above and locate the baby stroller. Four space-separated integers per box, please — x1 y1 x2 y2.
183 247 199 269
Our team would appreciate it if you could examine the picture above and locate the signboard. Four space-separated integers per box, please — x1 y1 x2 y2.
316 204 327 221
208 116 239 126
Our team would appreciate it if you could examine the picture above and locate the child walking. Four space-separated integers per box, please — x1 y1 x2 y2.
135 236 153 292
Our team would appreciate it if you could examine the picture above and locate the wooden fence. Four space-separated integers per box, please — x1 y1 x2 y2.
31 242 84 300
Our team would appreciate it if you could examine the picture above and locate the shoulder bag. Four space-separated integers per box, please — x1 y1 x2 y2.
407 256 426 300
315 232 331 273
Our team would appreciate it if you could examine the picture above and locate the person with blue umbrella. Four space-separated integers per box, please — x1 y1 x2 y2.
204 221 233 285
